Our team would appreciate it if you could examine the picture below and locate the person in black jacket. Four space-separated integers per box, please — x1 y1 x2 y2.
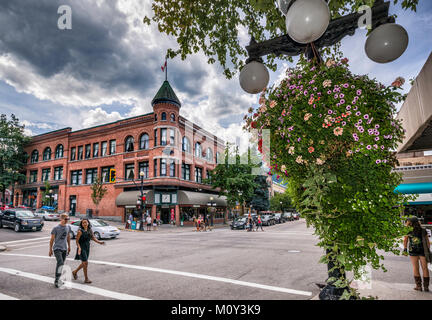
403 217 431 291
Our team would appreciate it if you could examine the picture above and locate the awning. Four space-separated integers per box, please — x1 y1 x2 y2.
408 193 432 205
115 190 150 206
394 182 432 194
177 191 227 206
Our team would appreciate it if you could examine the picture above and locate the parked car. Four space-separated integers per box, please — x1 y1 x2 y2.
292 212 300 220
274 213 284 223
0 205 13 212
282 212 294 221
16 205 33 211
34 209 60 221
261 215 275 226
231 217 247 230
69 219 120 240
0 209 44 232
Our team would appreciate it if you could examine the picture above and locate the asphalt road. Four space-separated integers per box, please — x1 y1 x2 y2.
0 219 430 300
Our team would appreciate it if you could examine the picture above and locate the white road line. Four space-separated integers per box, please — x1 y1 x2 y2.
0 266 148 300
0 293 19 300
7 240 49 247
0 237 51 245
0 253 312 297
12 244 48 251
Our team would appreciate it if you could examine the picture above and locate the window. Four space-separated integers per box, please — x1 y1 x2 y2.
31 150 39 163
216 152 221 164
207 171 212 184
43 147 52 161
85 144 91 159
154 129 158 147
101 166 114 183
86 168 98 184
139 133 149 150
54 167 63 181
109 140 116 155
195 167 202 183
71 170 82 185
169 160 175 177
138 161 149 179
154 114 158 121
125 136 134 152
171 113 175 122
161 112 166 121
206 148 213 162
125 163 135 181
182 163 190 180
70 147 76 161
195 142 202 158
154 159 158 177
182 137 191 153
77 146 83 160
161 128 167 146
29 170 38 183
101 141 107 157
93 143 99 158
55 145 64 159
170 129 175 145
160 159 167 176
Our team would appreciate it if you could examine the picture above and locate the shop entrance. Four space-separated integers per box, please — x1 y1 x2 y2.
161 207 170 224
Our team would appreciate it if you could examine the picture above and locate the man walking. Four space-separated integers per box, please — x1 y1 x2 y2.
49 213 71 288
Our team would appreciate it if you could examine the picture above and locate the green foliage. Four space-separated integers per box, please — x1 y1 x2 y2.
145 0 418 78
244 51 413 297
41 181 53 207
250 175 270 212
270 189 293 212
0 114 31 201
206 143 258 209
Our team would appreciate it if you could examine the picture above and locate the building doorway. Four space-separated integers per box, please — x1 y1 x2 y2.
69 195 76 216
161 207 170 224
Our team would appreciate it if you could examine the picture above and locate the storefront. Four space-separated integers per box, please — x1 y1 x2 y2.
395 182 432 226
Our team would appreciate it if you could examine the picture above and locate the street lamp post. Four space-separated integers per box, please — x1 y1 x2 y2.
240 0 409 94
280 201 283 213
139 171 145 231
239 0 408 300
49 189 53 207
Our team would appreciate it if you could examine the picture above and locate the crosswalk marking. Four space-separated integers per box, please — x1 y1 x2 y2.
0 266 148 300
0 253 312 297
0 237 51 246
0 293 19 300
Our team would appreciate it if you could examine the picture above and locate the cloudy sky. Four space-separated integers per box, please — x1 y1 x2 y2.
0 0 431 152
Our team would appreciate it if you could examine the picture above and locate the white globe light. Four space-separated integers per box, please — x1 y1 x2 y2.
286 0 330 44
365 23 409 63
239 61 270 94
277 0 293 15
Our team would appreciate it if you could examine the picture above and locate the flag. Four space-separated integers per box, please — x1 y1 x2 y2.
161 61 167 72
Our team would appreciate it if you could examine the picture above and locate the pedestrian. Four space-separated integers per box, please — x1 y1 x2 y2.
256 215 264 231
403 217 431 291
72 219 105 284
146 215 152 231
204 214 209 231
153 217 158 231
197 215 202 232
48 213 71 288
247 213 252 232
126 213 133 229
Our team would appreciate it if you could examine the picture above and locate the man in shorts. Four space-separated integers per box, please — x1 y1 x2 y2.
49 213 71 288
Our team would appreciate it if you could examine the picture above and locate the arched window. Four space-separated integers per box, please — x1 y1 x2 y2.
161 112 167 121
55 144 64 159
170 113 175 122
182 137 191 153
139 133 149 150
154 113 158 121
31 150 39 163
195 142 202 158
43 147 51 161
125 136 134 152
206 148 213 162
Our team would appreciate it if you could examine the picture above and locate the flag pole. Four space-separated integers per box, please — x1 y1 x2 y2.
165 57 168 81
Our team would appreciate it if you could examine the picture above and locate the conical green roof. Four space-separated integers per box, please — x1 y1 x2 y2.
151 80 181 108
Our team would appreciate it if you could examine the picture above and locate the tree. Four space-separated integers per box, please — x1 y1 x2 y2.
244 51 413 299
41 181 53 207
270 190 293 212
145 0 419 78
0 114 31 205
90 177 108 217
206 143 258 217
250 175 270 213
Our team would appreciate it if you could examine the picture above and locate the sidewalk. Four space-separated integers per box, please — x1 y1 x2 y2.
312 280 432 300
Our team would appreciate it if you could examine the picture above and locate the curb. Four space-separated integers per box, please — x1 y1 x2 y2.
0 245 6 252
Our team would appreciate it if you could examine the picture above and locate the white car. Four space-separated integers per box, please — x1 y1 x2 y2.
34 209 60 221
69 219 120 240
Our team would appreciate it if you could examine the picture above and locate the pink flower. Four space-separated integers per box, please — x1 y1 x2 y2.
270 100 277 108
333 127 343 136
304 113 312 121
391 77 405 88
308 147 315 153
316 158 324 165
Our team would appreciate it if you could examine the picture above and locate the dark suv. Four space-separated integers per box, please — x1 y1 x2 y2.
0 209 44 232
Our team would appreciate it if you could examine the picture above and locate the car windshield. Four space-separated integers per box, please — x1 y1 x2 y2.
90 219 109 227
16 210 35 218
275 214 281 217
236 218 246 222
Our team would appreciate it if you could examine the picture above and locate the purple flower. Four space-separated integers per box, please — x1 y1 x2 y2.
340 99 345 105
313 87 317 91
342 121 347 126
343 83 349 88
298 138 301 142
376 160 382 164
353 134 358 138
358 119 363 124
327 90 332 94
352 100 357 105
340 94 345 99
328 110 334 115
375 125 380 129
381 146 385 150
357 89 362 95
319 114 322 118
375 137 380 141
356 112 361 116
364 114 369 120
334 94 339 99
367 145 372 150
373 144 378 149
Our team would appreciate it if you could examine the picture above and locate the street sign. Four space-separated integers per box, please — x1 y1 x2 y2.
109 169 116 183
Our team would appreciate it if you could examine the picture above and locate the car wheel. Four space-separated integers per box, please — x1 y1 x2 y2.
0 220 2 228
94 232 101 240
14 223 20 232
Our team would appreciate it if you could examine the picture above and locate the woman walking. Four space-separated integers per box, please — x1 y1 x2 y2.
72 219 105 284
153 217 158 231
256 215 264 231
403 217 431 291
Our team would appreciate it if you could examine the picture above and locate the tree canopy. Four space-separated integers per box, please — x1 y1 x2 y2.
145 0 419 78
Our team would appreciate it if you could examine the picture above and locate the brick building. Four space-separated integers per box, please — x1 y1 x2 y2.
15 80 228 225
